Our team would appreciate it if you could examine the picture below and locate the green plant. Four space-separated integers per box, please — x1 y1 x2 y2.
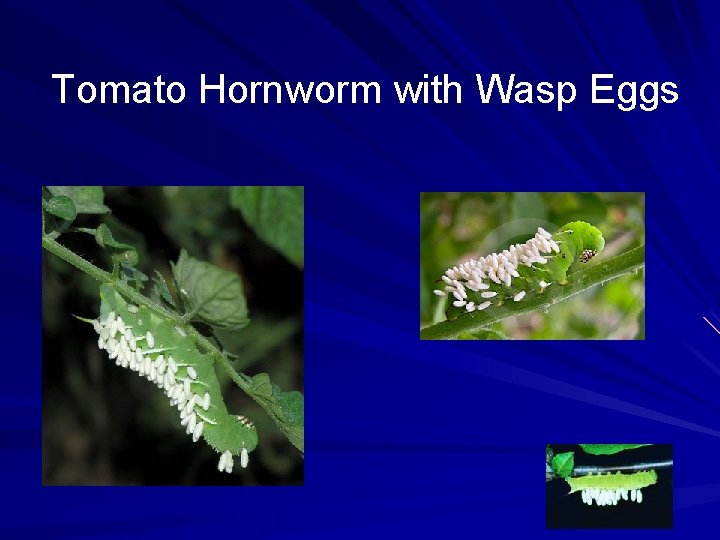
42 186 304 481
420 193 645 340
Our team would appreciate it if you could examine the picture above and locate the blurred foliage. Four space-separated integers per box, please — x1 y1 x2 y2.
42 186 303 485
420 192 644 339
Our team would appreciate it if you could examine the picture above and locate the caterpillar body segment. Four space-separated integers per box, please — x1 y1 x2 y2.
567 470 657 507
566 470 657 493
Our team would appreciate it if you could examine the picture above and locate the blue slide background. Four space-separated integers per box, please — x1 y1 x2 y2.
4 0 720 536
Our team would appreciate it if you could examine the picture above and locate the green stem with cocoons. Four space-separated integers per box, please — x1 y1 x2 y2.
420 245 645 340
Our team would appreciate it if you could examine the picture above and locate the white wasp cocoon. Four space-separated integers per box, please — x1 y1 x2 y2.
126 304 139 313
218 450 233 474
477 301 492 311
480 291 497 299
202 392 211 411
192 421 204 442
537 227 552 239
183 400 194 417
433 290 446 297
241 447 249 469
513 291 526 301
145 331 155 348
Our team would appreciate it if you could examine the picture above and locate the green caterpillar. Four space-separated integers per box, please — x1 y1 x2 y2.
90 284 258 474
433 221 605 314
567 470 657 506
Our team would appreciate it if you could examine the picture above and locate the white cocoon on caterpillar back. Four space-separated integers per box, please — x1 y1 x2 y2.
432 222 605 317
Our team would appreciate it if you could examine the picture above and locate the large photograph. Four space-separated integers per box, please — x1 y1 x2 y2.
42 186 304 485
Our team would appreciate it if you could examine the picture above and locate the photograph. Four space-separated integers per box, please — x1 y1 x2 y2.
42 186 304 485
546 444 673 529
420 192 645 340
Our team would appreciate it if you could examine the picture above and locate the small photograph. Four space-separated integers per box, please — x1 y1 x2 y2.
546 444 673 529
42 186 303 485
420 192 645 340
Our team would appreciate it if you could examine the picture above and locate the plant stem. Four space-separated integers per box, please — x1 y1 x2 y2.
573 460 673 475
42 234 300 452
420 245 645 340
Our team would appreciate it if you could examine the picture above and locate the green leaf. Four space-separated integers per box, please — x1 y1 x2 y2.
230 186 304 268
43 195 77 221
551 451 574 478
120 263 147 289
151 270 177 310
248 373 304 453
94 224 139 266
46 186 109 214
580 444 651 455
171 249 249 330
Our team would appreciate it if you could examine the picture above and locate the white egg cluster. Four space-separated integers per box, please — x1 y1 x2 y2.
433 227 560 312
580 487 644 506
93 309 249 474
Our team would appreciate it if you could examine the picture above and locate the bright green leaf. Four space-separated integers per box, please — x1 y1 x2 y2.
274 387 304 427
248 373 304 453
230 186 304 268
580 444 651 455
551 451 574 478
46 186 109 214
171 249 249 330
43 195 77 221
